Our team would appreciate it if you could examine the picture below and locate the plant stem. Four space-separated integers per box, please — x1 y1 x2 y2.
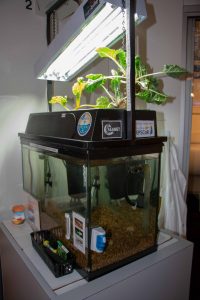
78 104 98 108
105 55 126 75
87 75 126 89
136 71 166 81
62 105 70 111
75 96 81 109
89 75 126 83
101 85 115 102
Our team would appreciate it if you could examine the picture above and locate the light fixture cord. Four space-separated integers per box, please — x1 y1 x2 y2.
121 0 126 51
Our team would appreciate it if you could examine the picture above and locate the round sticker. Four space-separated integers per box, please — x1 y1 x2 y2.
77 112 92 136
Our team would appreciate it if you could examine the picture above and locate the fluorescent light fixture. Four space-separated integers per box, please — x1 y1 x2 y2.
35 0 147 82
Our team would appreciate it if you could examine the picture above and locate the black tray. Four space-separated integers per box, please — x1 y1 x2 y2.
30 229 75 278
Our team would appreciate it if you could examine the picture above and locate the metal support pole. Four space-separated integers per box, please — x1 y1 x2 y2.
126 0 136 140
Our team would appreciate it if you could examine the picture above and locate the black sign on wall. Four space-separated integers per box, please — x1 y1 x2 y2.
25 0 32 10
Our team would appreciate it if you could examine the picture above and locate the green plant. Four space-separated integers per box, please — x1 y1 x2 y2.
49 47 188 110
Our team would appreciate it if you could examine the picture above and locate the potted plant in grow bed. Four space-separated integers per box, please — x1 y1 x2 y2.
49 47 188 111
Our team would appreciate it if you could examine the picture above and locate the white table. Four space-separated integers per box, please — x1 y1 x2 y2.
0 220 193 300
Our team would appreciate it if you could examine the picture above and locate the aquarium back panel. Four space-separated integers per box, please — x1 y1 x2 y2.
21 142 161 280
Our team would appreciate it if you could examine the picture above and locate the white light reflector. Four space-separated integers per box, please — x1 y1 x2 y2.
35 0 147 82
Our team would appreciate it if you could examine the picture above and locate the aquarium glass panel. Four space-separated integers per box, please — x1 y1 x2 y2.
21 144 160 279
22 145 45 200
85 154 159 272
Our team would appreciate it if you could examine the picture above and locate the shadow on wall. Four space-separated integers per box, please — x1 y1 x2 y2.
135 2 156 62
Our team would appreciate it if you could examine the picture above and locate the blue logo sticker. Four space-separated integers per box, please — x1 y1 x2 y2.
77 112 92 136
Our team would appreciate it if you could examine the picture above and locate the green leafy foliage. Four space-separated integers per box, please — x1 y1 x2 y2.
72 77 86 109
163 64 188 78
136 89 168 104
135 55 148 78
96 96 111 108
49 47 189 110
116 49 127 70
96 47 126 74
135 55 189 104
49 96 69 110
84 74 106 93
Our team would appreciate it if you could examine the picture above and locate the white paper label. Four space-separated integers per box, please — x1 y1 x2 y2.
136 120 155 138
72 212 86 254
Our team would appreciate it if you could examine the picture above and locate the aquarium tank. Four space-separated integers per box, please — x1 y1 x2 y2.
19 120 164 280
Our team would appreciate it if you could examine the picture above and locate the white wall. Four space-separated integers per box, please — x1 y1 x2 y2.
0 0 47 213
143 0 200 180
136 0 185 143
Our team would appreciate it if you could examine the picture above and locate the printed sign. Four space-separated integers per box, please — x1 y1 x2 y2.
77 112 92 136
136 120 155 138
102 120 122 139
25 0 33 10
83 0 100 19
26 194 40 230
72 212 86 254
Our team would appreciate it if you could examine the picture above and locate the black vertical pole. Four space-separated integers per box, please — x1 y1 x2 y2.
126 0 136 141
46 10 53 112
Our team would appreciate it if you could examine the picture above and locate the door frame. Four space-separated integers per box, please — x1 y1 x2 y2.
179 5 200 182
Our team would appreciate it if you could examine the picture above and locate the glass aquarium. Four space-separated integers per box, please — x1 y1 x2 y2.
21 142 161 280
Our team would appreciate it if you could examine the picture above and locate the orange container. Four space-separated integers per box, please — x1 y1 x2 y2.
12 204 25 225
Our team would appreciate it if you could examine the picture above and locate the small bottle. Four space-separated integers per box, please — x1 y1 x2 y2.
91 227 106 253
12 205 25 225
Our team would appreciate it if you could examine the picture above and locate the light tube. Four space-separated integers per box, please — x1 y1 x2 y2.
39 3 123 81
36 0 147 82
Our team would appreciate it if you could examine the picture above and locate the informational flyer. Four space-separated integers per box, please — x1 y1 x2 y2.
136 120 155 138
72 212 86 254
26 194 40 230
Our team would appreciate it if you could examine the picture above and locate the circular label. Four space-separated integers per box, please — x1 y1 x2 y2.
77 112 92 136
104 124 114 136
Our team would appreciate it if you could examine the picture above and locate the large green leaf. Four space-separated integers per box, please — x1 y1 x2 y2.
95 96 111 108
96 47 126 73
49 96 68 106
163 64 188 78
84 74 106 93
49 96 69 110
86 74 103 80
135 55 148 79
72 77 86 97
135 55 142 69
116 49 127 70
136 89 168 104
96 47 119 60
148 76 159 89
